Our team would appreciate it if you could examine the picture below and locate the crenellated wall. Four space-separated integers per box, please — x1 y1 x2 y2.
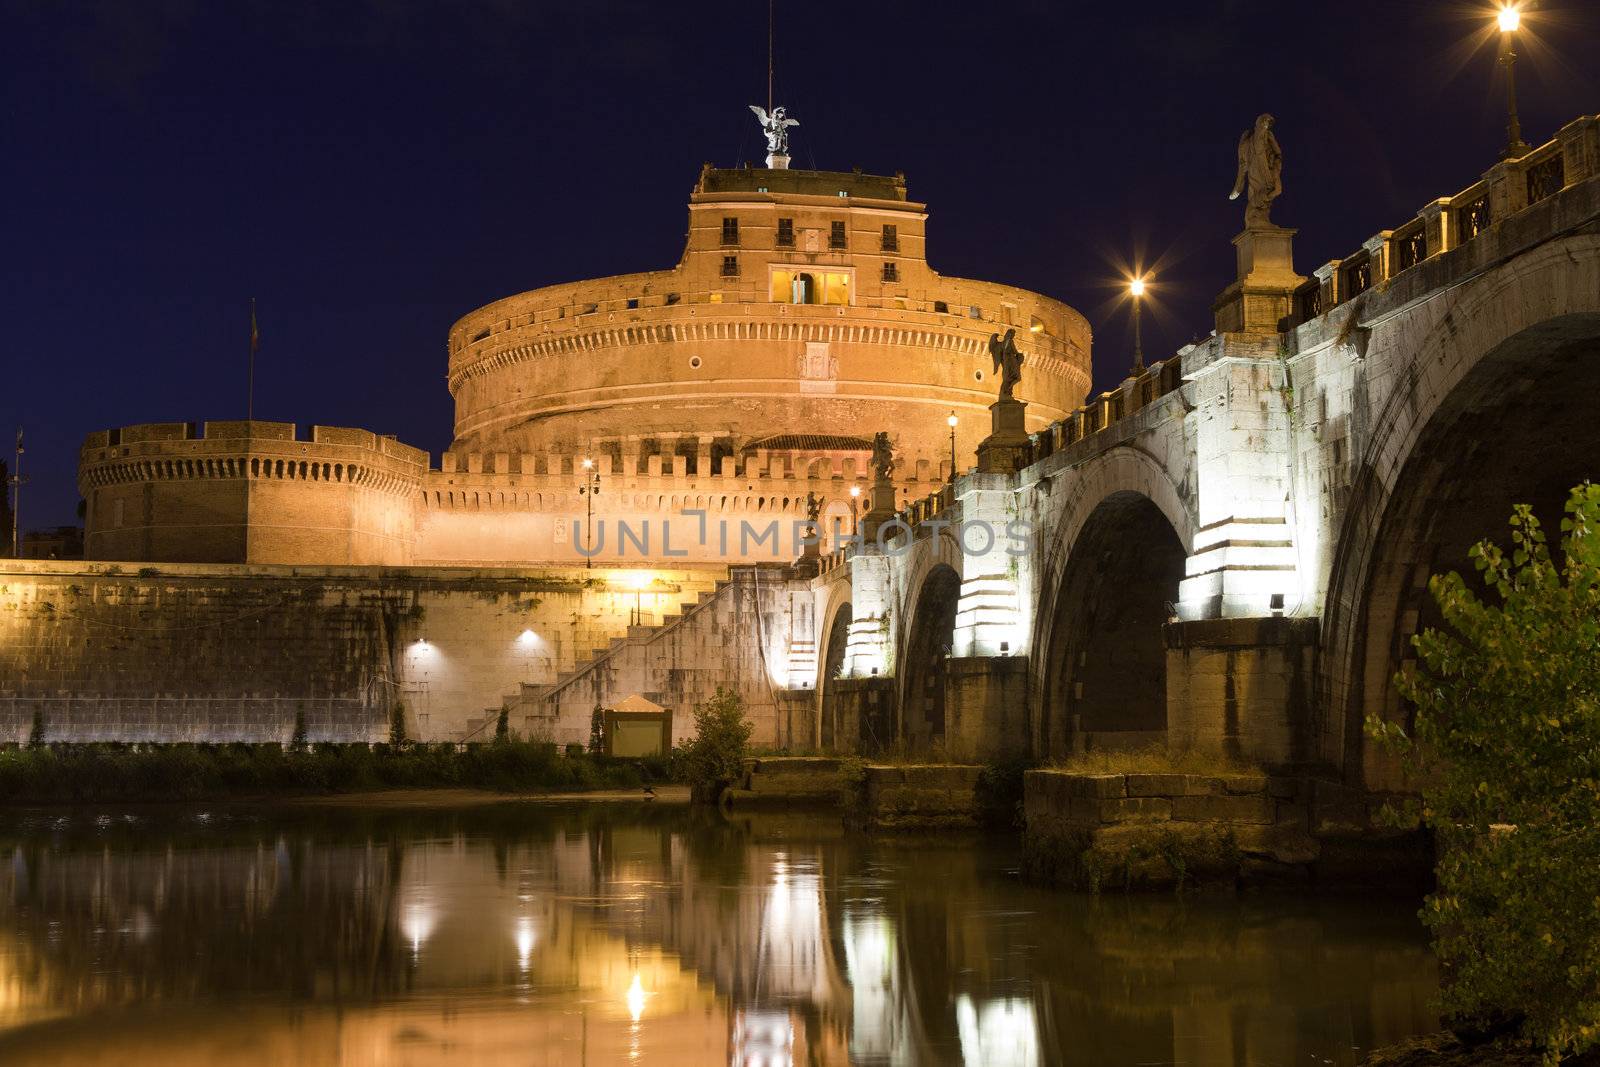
78 421 426 566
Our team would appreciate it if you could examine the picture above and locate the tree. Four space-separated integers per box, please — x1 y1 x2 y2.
1369 484 1600 1063
389 703 407 746
679 688 752 804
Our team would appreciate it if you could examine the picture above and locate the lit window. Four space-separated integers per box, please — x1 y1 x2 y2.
770 268 850 305
721 217 739 245
881 224 898 251
721 255 739 277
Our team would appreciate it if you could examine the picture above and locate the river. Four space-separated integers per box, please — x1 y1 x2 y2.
0 800 1437 1066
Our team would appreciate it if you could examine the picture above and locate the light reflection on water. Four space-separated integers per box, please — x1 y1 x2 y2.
0 803 1436 1066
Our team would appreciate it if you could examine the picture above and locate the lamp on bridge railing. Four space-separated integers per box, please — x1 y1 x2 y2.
1496 3 1533 159
1128 275 1148 376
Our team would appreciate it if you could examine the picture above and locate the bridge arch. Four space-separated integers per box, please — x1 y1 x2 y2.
1032 447 1194 757
816 598 853 751
898 562 962 752
1322 235 1600 786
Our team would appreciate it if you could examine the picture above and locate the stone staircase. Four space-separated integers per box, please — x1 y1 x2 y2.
484 573 740 743
490 564 814 748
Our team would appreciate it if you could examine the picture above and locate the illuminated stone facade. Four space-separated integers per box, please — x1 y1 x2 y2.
79 165 1091 568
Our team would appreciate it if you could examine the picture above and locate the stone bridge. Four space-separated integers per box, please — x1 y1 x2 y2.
806 115 1600 789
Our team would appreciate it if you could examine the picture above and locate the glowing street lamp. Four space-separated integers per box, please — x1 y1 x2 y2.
849 484 861 532
1495 4 1531 158
946 410 958 483
578 457 600 569
1128 275 1148 375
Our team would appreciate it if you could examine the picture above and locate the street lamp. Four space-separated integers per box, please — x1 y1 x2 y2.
1128 275 1148 375
946 410 958 483
849 484 861 533
1496 4 1531 159
578 457 600 569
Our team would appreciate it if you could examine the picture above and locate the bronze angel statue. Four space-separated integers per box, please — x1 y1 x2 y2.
989 329 1024 401
1229 113 1283 228
749 104 799 156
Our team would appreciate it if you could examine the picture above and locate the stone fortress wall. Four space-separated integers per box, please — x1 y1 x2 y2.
79 421 426 565
0 559 733 744
444 165 1091 471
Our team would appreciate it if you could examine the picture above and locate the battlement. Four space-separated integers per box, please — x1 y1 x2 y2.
79 421 429 566
82 420 427 467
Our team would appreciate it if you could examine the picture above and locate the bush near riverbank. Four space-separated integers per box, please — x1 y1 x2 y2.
0 742 677 803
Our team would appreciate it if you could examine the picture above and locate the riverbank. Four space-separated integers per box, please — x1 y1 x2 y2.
0 742 677 803
1360 1031 1571 1065
285 784 691 807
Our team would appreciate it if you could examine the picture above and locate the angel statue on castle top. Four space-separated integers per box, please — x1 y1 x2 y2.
749 104 799 156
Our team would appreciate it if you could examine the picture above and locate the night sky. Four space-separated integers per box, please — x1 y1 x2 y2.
4 0 1597 529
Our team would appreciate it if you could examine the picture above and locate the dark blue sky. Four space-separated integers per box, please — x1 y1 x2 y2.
4 0 1597 528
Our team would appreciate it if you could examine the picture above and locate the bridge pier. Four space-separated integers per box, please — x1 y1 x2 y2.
1164 617 1319 769
943 655 1030 760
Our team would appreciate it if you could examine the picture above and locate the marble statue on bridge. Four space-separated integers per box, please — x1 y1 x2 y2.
1230 113 1283 228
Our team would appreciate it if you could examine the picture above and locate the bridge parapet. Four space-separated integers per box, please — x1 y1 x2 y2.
1292 114 1598 324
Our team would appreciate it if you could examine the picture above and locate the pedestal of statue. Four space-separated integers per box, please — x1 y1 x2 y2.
1212 225 1306 334
766 153 790 170
976 397 1030 474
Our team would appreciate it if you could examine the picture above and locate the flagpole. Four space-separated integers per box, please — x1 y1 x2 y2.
248 297 257 420
9 429 22 558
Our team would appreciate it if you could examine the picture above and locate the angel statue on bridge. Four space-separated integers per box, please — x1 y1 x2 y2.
989 328 1024 402
1229 112 1283 228
749 104 799 157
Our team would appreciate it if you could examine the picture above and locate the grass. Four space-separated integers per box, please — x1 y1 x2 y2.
0 742 681 804
1049 743 1262 778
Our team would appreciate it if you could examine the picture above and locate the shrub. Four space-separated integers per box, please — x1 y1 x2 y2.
389 704 407 746
1369 485 1600 1063
678 687 751 804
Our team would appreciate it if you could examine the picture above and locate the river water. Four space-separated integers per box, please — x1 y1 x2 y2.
0 801 1436 1066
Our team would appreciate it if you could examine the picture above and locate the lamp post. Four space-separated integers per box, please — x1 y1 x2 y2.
578 457 599 569
1497 4 1531 159
946 410 958 483
849 484 861 533
1129 275 1147 376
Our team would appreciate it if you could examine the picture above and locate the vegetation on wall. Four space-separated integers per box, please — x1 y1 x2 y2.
0 741 678 803
1369 485 1600 1064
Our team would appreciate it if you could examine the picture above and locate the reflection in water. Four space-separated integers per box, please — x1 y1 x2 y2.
0 804 1437 1066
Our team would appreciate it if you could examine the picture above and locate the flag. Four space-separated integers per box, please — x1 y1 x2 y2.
250 299 260 356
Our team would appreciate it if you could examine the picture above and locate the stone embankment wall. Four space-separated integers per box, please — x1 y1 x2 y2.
0 560 725 744
725 756 986 830
1023 769 1429 890
523 566 812 749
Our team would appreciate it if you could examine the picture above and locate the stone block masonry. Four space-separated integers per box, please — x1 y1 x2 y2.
1022 768 1430 890
0 559 725 745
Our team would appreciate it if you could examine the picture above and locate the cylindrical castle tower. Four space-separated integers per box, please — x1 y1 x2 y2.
445 165 1092 473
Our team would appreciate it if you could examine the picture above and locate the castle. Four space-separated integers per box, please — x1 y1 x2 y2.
79 164 1090 568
